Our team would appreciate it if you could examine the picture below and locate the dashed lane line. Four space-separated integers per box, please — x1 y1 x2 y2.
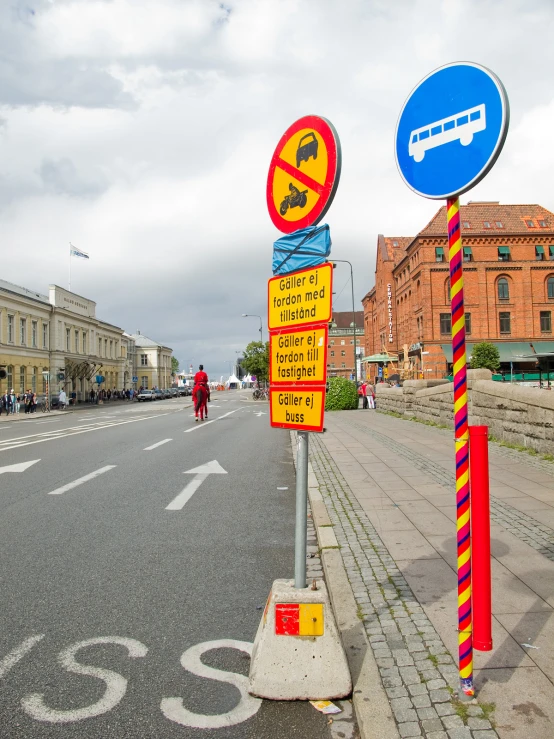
183 409 241 433
48 465 117 496
144 439 173 451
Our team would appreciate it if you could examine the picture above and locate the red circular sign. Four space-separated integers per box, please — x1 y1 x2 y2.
266 115 341 234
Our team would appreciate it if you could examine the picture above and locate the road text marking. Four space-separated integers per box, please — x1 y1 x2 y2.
0 635 45 679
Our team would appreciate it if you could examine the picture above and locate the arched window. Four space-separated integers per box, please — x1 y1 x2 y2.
497 277 510 300
7 365 13 390
446 277 451 303
19 366 26 393
548 276 554 300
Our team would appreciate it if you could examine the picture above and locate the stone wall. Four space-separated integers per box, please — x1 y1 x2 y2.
375 369 554 454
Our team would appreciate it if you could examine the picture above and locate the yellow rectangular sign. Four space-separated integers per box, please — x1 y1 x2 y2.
268 263 333 331
270 325 328 385
270 387 325 432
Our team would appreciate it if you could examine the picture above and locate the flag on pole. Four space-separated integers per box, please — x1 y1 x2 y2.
69 243 89 260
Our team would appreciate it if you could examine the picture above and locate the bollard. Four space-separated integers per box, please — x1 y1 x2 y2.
469 426 493 651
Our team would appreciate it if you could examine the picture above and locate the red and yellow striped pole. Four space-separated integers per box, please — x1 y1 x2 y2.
447 197 474 698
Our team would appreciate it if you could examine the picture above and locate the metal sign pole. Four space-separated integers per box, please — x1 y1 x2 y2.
295 431 309 589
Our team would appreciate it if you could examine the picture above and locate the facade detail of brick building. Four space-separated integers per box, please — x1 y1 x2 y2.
327 310 364 379
362 203 554 379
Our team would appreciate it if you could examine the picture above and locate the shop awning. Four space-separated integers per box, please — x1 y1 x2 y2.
549 246 554 259
463 247 472 256
533 341 554 353
362 353 398 363
440 342 534 364
498 246 510 255
536 245 545 256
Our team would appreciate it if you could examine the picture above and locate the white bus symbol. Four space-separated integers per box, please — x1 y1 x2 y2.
408 104 486 162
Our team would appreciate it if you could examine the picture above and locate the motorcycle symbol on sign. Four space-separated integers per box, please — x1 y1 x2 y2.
279 183 308 216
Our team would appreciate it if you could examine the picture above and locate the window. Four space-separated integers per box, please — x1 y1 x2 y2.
497 277 510 300
141 354 148 366
440 313 451 334
8 314 14 343
75 329 79 353
82 332 86 354
526 219 535 228
392 240 398 246
341 350 346 357
498 246 510 261
20 318 27 345
341 363 346 369
446 278 451 302
141 376 148 388
42 374 47 393
536 245 545 261
330 363 335 369
104 339 108 356
465 313 472 335
340 340 345 345
540 311 552 333
66 328 71 351
483 221 491 228
31 367 37 392
330 351 334 357
463 247 473 262
462 221 470 229
330 339 334 345
110 340 113 358
539 220 547 228
499 312 511 334
549 246 554 261
31 321 37 348
98 338 102 356
495 221 504 228
7 365 13 390
548 277 554 299
19 367 25 393
435 247 444 262
350 339 355 345
43 323 48 349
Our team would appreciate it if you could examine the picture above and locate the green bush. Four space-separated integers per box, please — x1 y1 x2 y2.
325 376 359 411
470 342 500 372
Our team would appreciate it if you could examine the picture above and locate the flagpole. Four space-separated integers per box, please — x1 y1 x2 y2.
69 243 71 292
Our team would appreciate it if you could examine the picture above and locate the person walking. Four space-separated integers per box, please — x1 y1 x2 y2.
366 381 375 409
360 381 369 409
14 391 21 414
58 388 67 410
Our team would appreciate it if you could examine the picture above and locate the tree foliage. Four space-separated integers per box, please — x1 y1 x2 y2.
241 341 269 384
325 376 359 411
171 356 179 375
469 342 500 372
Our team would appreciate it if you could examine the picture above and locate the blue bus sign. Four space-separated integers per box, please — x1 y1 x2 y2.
395 62 509 199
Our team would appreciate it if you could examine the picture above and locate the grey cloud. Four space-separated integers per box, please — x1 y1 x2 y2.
39 158 108 198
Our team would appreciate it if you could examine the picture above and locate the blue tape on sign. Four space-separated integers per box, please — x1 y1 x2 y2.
272 224 331 276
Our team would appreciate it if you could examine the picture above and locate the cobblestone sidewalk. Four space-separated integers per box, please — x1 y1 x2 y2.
309 432 497 739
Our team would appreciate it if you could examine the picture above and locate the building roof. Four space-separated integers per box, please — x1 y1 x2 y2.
330 310 364 329
0 279 49 305
130 332 171 351
420 202 554 236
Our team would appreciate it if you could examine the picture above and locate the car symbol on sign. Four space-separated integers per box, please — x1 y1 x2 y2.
296 132 318 168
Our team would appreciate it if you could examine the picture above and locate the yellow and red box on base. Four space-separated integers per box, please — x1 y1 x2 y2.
269 386 325 433
275 603 324 636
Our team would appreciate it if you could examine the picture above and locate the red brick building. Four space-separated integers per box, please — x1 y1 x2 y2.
362 202 554 379
327 310 364 379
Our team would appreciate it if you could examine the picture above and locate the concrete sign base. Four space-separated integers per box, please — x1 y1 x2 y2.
248 579 351 700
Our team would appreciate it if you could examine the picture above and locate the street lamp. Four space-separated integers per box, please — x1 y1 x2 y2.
330 260 359 385
242 314 263 343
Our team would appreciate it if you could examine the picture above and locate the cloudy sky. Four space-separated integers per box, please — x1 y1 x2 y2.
1 0 553 378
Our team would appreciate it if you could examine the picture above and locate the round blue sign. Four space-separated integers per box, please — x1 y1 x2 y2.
395 62 509 199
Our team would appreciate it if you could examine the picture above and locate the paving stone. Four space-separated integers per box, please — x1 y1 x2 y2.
446 729 472 739
426 733 448 739
467 718 492 731
427 678 447 690
398 722 422 738
430 689 452 703
394 707 418 723
466 706 484 717
441 714 465 730
411 693 431 709
408 683 429 697
470 732 497 739
418 706 438 720
422 718 444 733
386 686 409 699
390 697 413 713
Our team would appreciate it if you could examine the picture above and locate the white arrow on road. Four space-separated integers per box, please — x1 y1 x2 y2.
165 460 227 511
0 460 40 475
254 411 266 417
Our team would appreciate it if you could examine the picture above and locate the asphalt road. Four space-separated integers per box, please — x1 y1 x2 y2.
0 392 339 738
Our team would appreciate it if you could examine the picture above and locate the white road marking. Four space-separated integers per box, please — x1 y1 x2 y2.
21 636 148 723
0 459 40 475
254 411 266 416
48 466 117 496
165 460 227 511
184 408 241 433
0 412 173 452
161 640 261 729
144 439 172 451
0 635 45 678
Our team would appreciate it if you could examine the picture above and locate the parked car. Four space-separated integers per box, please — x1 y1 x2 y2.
183 385 192 396
177 387 187 396
153 389 164 400
137 390 154 402
162 389 171 399
169 388 179 397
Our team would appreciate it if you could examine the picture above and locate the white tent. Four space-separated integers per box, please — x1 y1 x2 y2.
226 374 240 388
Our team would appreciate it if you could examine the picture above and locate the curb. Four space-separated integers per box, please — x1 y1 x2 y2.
302 444 399 739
